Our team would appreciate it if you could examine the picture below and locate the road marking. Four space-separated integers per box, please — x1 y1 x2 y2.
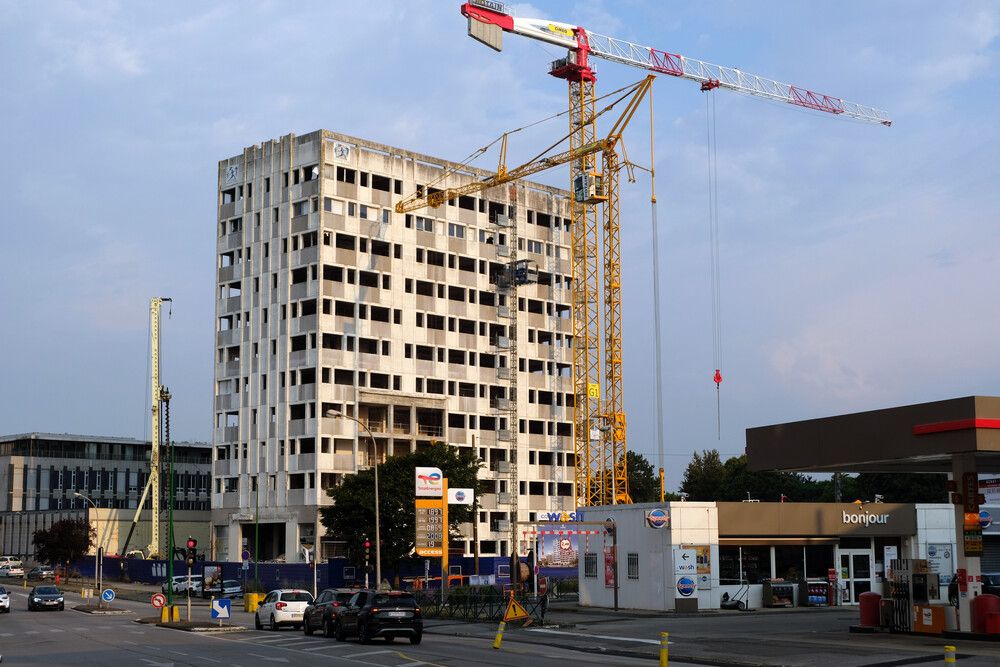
169 650 188 656
197 657 221 663
527 627 665 645
49 628 65 633
345 650 393 658
248 653 288 663
0 633 11 637
25 630 39 635
140 660 174 667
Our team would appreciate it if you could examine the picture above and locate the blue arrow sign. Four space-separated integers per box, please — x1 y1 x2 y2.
211 598 231 620
101 588 115 603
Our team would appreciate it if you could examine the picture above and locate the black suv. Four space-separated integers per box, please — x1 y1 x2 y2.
335 590 422 644
303 588 356 637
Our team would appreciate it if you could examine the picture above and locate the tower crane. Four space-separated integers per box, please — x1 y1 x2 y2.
461 1 891 508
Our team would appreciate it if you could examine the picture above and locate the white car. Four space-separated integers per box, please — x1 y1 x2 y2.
0 557 22 569
0 566 23 578
161 575 203 594
0 586 9 613
254 589 314 631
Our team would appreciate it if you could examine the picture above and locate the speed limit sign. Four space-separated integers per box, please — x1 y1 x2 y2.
151 593 166 609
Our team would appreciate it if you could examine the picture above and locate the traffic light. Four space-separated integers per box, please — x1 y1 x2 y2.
185 537 197 568
363 538 371 573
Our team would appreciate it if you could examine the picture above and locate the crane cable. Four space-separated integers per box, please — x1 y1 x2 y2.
705 91 723 440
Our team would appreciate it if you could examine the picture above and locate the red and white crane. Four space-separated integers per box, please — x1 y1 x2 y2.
460 1 890 512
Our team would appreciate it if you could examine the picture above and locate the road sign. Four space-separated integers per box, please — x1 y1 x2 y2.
151 593 166 609
242 559 249 571
980 510 992 529
503 595 530 621
211 598 232 620
673 548 697 575
241 549 251 561
676 576 697 597
101 588 115 603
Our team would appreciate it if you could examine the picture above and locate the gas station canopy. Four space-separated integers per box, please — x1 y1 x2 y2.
747 396 1000 474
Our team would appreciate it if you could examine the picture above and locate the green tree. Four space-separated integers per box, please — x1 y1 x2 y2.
320 443 483 570
33 519 94 566
718 454 823 502
624 451 660 502
853 473 947 503
679 449 726 500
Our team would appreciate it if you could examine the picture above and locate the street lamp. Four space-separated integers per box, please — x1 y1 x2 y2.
73 492 99 592
327 408 381 588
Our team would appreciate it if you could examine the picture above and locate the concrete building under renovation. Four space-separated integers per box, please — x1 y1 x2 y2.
212 130 576 563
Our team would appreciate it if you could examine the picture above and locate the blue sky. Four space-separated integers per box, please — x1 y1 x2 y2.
1 1 997 491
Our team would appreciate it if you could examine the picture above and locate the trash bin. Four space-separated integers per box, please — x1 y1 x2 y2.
972 594 1000 634
859 591 882 628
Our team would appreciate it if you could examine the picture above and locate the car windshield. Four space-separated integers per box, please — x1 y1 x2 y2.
983 574 1000 586
280 592 313 602
0 587 7 594
36 587 59 595
373 594 416 607
336 592 354 603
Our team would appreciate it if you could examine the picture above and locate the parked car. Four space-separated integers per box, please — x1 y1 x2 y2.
0 565 24 578
27 585 64 611
0 586 9 613
335 590 422 645
303 588 356 637
0 557 22 569
27 567 55 581
161 575 203 595
202 579 244 598
254 589 313 631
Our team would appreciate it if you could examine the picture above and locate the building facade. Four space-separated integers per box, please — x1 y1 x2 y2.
212 130 576 563
0 433 211 559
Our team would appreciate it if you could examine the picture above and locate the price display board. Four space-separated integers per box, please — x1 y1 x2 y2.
415 498 445 557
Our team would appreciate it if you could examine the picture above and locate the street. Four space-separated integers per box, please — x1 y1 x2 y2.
4 583 1000 666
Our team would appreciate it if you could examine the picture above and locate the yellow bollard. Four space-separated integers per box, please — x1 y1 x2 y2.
944 645 956 664
659 631 669 667
492 620 506 650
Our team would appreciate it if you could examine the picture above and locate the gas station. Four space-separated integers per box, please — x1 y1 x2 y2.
747 395 1000 633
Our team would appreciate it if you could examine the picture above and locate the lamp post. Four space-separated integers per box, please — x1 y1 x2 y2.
327 409 381 588
73 492 99 592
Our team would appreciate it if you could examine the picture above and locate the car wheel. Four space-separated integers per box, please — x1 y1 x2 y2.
292 624 301 631
360 622 372 644
303 618 313 635
59 604 64 611
254 613 262 630
410 632 422 645
335 621 346 642
270 614 279 631
324 618 335 638
385 635 394 643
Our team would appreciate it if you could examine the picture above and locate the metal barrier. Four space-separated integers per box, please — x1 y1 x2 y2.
414 587 546 623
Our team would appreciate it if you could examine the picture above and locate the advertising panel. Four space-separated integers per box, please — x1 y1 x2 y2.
415 467 443 497
538 534 578 569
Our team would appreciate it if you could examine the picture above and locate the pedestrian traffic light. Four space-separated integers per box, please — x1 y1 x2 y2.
185 537 197 568
364 539 371 551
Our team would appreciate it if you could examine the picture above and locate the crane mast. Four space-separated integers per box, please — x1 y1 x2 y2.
148 297 172 557
461 0 890 508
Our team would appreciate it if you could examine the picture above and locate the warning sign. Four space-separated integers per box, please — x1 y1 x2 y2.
503 595 530 622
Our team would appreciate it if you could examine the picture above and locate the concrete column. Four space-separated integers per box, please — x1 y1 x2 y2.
951 453 982 632
285 520 300 563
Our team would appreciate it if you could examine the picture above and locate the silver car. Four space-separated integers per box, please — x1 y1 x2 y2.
0 586 9 613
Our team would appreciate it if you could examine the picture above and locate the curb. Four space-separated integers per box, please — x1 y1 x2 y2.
72 605 132 615
154 622 247 633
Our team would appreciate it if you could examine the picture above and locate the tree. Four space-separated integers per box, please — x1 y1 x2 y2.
624 451 660 503
320 442 483 570
33 519 94 566
717 455 822 502
679 449 726 500
853 473 947 503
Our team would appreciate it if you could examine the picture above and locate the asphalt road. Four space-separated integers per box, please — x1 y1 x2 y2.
0 586 677 666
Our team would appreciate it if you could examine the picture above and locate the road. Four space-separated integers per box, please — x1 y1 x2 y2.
0 586 681 666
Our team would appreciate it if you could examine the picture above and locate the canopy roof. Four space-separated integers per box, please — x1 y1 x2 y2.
747 396 1000 473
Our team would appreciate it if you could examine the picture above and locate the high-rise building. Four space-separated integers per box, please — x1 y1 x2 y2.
212 130 575 563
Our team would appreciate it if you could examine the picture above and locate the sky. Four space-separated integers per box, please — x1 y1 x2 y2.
1 1 998 492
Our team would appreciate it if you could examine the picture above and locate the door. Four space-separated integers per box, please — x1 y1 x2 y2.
840 550 873 604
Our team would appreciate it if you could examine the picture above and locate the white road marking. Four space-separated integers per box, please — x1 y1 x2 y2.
197 657 221 663
49 628 65 633
25 630 39 635
248 653 288 663
345 650 393 658
527 627 666 645
0 633 11 637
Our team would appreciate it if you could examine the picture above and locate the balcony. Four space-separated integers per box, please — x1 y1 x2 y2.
416 424 443 437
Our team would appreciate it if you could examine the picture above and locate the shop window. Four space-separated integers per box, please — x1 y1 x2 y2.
740 546 771 584
719 546 741 584
584 553 597 578
775 546 805 582
805 545 835 579
627 553 639 580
